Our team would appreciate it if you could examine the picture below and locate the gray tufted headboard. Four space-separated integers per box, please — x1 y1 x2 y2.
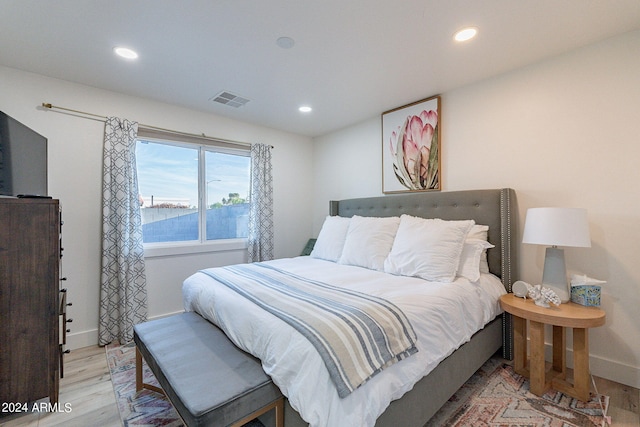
329 188 518 292
329 188 519 359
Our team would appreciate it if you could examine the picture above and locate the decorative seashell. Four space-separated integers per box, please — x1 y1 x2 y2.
540 286 561 306
527 284 543 301
528 284 561 308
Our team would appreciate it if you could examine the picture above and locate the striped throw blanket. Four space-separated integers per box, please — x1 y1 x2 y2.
199 263 418 398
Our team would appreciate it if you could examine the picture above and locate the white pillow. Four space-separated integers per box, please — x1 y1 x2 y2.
338 216 400 271
468 224 488 240
479 257 490 274
467 224 491 273
457 239 495 282
384 215 474 282
310 216 351 262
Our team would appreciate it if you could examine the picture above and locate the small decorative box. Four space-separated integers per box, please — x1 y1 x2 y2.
570 285 601 306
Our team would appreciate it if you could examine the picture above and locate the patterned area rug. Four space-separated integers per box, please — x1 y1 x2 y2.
427 357 610 427
106 341 263 427
107 343 608 427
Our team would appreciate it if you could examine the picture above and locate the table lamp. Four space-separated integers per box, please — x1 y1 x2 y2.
522 207 591 303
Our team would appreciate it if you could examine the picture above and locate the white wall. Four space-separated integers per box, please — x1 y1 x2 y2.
313 30 640 388
2 28 638 389
0 66 314 348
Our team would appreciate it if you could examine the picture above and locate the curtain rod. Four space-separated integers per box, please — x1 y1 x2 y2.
41 102 272 148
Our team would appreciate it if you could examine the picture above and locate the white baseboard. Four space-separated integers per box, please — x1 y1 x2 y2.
148 310 186 321
67 329 98 350
544 343 640 389
65 310 186 350
587 353 640 390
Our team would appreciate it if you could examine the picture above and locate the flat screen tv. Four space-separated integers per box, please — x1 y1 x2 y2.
0 111 48 197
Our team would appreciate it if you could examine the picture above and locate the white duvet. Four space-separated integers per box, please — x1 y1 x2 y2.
182 257 506 427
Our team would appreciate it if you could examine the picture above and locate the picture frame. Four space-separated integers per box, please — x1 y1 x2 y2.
381 95 441 193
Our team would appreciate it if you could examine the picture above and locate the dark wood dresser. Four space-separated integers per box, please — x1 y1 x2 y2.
0 197 61 405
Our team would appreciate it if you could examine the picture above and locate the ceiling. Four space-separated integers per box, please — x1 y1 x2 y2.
2 1 640 137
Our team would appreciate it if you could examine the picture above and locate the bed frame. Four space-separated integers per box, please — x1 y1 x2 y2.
282 188 518 427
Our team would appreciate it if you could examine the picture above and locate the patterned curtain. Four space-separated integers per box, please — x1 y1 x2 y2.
99 117 148 345
248 143 274 262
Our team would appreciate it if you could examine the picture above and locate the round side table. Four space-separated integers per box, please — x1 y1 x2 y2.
500 293 605 401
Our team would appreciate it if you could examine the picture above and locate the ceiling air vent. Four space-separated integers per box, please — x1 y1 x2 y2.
210 91 250 108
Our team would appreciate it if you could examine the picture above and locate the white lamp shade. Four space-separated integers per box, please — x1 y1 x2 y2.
522 207 591 248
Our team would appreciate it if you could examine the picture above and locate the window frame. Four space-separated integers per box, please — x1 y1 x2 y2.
136 128 251 257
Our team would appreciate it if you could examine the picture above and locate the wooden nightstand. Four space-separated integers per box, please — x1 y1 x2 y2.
500 293 605 401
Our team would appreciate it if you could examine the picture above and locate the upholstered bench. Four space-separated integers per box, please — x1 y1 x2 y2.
133 312 284 427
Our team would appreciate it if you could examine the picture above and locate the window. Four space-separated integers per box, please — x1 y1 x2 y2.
135 132 251 246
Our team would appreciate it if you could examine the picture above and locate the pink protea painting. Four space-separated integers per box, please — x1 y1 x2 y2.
389 109 439 190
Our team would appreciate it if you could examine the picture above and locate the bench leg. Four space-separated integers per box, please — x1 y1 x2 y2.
230 397 285 427
135 345 166 396
136 347 143 392
275 397 284 427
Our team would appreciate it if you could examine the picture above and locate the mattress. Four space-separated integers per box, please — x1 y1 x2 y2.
182 256 506 427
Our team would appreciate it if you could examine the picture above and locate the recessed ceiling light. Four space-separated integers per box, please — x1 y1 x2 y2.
454 27 478 42
113 46 139 59
276 37 295 49
298 106 312 113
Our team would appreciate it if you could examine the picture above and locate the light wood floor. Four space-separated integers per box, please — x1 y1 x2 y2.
1 346 120 427
1 345 638 427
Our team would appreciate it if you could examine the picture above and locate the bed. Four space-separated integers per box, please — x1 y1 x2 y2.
182 188 518 427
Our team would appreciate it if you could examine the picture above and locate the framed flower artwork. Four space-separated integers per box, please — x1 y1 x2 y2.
382 95 441 193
